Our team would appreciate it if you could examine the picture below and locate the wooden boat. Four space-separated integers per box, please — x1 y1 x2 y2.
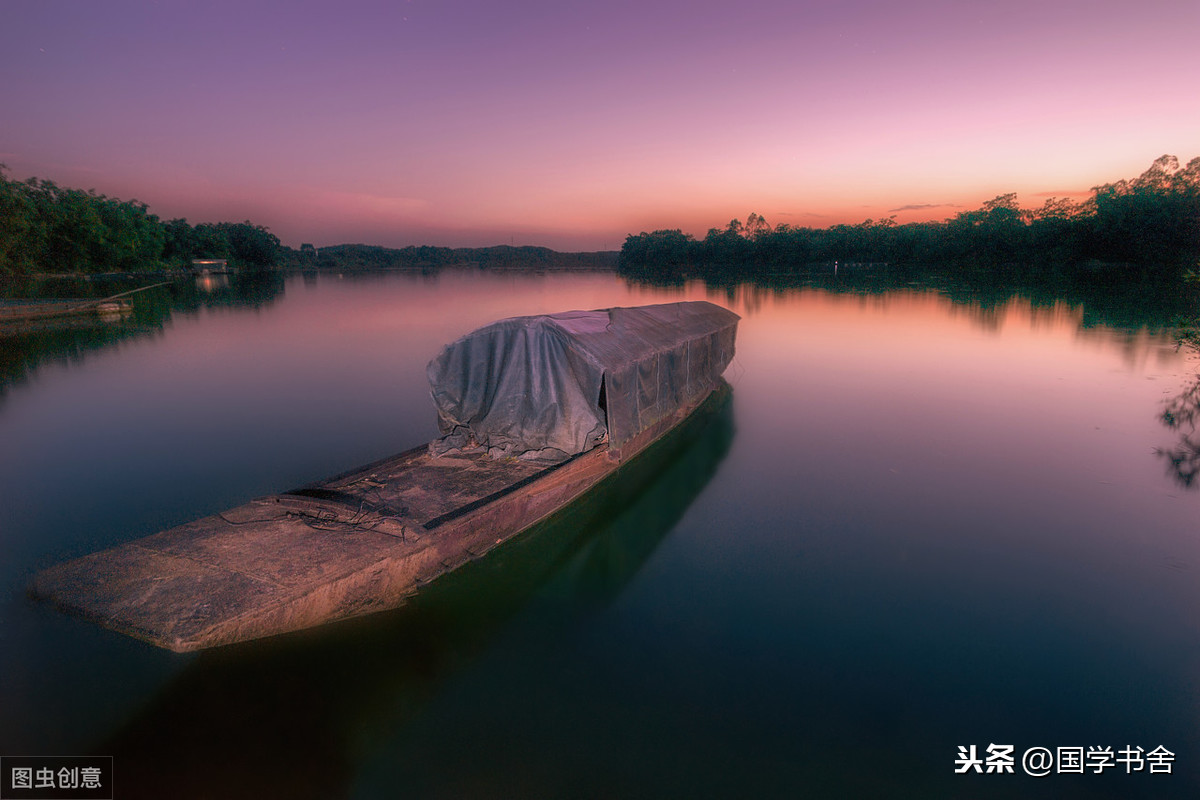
31 301 739 652
1 282 170 333
0 298 132 324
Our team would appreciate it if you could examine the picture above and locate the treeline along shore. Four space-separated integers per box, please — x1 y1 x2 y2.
290 243 617 272
619 156 1200 282
0 165 281 279
0 164 615 283
5 156 1197 285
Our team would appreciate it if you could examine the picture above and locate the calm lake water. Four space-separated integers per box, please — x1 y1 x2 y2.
2 268 1198 798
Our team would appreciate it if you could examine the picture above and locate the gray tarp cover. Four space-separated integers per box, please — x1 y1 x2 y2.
427 301 739 462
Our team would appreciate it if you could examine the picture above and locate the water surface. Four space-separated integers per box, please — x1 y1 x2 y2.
1 269 1197 798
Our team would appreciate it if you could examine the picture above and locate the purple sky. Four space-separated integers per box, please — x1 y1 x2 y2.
3 0 1198 250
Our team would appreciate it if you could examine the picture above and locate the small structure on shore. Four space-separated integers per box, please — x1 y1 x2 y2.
190 259 230 274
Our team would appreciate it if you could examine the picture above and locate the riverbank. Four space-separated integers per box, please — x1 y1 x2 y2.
283 243 618 273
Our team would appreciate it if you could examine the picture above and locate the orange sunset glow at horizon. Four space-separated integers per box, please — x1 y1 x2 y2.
4 0 1198 251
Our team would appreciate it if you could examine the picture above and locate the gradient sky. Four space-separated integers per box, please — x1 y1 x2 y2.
3 0 1198 250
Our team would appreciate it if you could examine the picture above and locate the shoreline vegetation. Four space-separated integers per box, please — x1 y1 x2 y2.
2 155 1196 287
0 164 281 280
282 243 617 273
618 155 1200 283
0 164 616 284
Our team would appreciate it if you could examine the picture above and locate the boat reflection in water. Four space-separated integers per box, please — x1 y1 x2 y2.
98 383 735 800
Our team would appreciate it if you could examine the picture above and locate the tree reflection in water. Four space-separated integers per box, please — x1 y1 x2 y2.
1158 375 1200 488
0 271 286 395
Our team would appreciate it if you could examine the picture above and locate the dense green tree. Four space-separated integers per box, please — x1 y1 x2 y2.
0 165 34 275
0 168 281 278
619 230 696 279
217 222 282 267
619 156 1200 282
1089 155 1200 267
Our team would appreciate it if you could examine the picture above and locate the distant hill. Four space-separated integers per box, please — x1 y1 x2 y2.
286 243 618 272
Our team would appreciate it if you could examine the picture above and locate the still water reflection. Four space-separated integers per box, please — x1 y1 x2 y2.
1 269 1197 798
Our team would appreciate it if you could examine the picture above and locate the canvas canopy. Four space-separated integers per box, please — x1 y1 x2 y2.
427 301 739 462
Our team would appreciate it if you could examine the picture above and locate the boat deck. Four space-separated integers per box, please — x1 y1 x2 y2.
31 445 607 652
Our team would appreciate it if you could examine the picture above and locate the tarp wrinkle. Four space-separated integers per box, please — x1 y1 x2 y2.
427 301 739 462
